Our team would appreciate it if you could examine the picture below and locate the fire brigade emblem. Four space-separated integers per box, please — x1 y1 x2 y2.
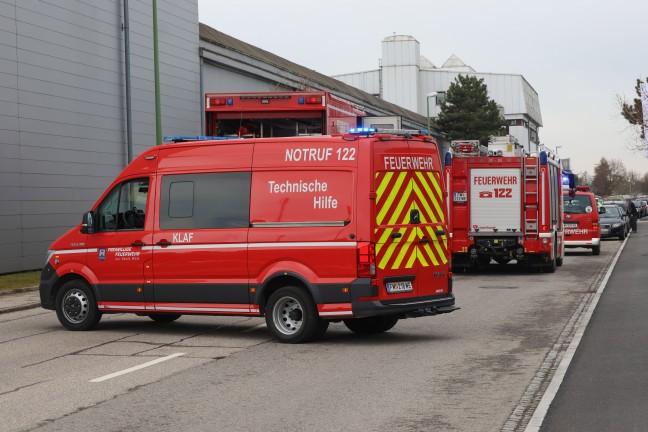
98 248 106 261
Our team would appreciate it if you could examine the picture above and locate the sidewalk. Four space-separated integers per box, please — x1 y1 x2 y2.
0 287 41 314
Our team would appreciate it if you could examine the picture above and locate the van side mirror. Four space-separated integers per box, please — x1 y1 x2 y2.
598 207 604 214
81 211 95 234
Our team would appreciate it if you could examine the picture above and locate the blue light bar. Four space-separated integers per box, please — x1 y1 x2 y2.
349 128 376 134
163 136 237 142
298 97 304 104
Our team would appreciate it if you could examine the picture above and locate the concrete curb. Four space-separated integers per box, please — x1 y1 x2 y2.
0 286 41 314
0 286 39 296
0 302 42 315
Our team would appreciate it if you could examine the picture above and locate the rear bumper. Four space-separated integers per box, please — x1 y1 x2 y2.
350 291 457 319
565 238 600 247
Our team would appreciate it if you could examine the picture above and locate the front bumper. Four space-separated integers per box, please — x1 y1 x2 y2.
601 226 624 238
39 263 59 310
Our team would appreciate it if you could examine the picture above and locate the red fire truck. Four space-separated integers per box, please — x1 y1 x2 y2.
444 136 566 272
204 91 366 138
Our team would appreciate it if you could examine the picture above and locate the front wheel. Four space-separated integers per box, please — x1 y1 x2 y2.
55 280 101 331
265 287 327 343
592 245 601 255
343 315 399 334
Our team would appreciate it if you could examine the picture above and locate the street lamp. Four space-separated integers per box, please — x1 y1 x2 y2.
426 92 438 136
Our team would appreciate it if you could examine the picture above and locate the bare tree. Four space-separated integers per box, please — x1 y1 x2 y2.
591 158 628 196
617 77 648 151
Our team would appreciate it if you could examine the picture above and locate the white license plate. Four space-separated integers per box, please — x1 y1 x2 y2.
601 228 609 235
453 192 467 203
386 281 413 294
564 223 577 228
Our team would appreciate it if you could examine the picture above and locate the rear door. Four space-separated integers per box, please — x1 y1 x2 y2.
372 139 449 300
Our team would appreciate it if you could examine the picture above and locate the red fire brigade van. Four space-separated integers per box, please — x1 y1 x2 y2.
39 131 457 343
563 186 601 255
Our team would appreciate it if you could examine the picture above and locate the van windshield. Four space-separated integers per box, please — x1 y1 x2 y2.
563 195 593 214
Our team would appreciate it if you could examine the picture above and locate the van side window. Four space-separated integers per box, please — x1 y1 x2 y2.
160 172 251 230
96 178 149 231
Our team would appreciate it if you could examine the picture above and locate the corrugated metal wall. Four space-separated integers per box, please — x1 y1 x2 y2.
0 0 200 273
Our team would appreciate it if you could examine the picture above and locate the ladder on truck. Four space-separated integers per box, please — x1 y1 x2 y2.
523 156 539 239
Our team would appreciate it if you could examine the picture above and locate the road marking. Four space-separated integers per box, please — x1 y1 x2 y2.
241 323 266 333
524 237 628 431
89 353 185 383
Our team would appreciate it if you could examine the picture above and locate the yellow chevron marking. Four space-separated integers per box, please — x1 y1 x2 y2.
416 172 445 222
377 172 408 225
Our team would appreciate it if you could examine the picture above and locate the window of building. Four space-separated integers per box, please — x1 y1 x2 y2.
160 172 251 230
96 178 149 231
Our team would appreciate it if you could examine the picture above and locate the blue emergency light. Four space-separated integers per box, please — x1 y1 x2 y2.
349 128 376 134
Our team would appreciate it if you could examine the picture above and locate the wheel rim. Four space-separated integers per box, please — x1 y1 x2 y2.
62 289 89 323
272 296 304 335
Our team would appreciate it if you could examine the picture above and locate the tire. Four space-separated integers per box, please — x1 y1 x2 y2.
619 229 626 240
55 279 101 331
148 313 181 323
592 245 601 256
556 256 563 267
544 256 557 273
265 286 325 343
343 315 399 334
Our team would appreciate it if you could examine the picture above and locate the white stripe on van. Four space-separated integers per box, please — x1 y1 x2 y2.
53 242 358 256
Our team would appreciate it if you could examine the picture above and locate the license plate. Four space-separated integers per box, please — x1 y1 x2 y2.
601 228 609 235
564 223 577 228
386 281 413 294
453 192 467 203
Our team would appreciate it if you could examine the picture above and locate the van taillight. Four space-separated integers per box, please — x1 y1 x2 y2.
357 242 376 278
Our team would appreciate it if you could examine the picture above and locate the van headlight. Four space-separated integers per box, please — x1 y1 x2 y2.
45 250 55 266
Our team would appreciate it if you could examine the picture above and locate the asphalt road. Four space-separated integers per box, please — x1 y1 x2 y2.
541 228 648 431
0 238 624 432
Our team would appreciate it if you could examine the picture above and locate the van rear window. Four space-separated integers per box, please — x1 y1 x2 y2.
160 172 250 229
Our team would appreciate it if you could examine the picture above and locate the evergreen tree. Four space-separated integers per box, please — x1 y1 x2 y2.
436 75 507 144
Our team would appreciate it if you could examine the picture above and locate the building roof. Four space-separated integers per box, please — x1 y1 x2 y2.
198 23 436 131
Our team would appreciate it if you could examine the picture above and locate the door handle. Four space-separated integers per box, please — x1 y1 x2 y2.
435 229 445 236
390 232 402 239
156 240 172 247
419 238 430 244
131 241 146 247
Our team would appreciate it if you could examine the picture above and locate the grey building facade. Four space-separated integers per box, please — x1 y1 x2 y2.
0 0 201 273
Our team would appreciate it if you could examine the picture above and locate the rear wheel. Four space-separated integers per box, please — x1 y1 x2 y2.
592 245 601 255
343 315 399 334
55 280 101 331
544 255 557 273
265 286 326 343
148 313 181 323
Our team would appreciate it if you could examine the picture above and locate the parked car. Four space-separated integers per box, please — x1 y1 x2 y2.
599 205 630 240
633 200 647 218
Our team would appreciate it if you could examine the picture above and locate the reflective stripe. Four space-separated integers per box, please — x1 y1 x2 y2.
374 170 448 269
53 248 98 255
319 311 353 316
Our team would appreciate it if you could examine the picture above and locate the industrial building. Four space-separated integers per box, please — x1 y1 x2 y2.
333 35 543 153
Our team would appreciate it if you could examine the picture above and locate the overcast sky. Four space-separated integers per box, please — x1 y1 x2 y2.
198 0 647 177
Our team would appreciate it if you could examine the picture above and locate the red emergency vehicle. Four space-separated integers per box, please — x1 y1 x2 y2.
444 136 566 272
40 131 457 343
204 91 366 137
563 186 601 255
